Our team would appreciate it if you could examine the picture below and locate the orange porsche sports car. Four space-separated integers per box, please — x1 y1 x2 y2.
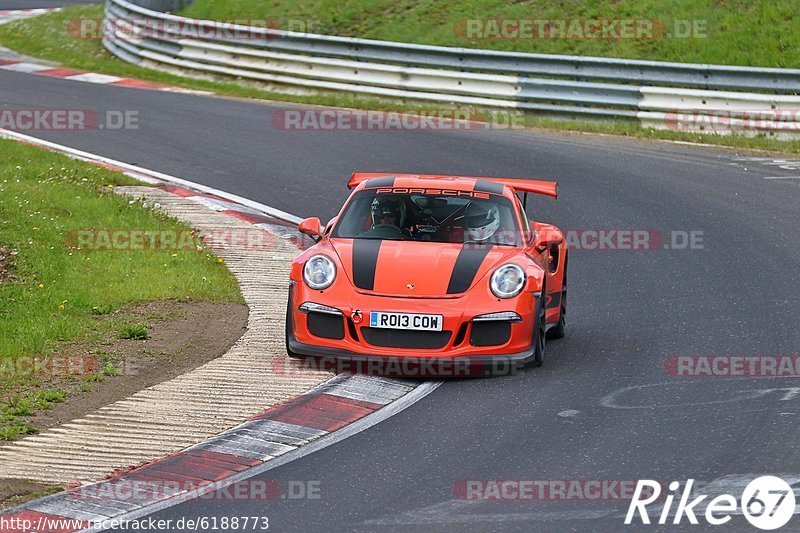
285 173 567 376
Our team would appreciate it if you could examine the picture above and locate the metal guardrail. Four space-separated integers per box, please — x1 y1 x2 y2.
103 0 800 137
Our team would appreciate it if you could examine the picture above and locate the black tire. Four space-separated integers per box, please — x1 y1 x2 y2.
547 294 566 340
547 307 566 340
285 294 302 359
529 292 547 368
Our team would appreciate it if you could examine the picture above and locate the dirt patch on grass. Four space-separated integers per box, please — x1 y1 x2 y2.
0 299 248 508
0 478 61 510
0 246 16 284
29 299 248 430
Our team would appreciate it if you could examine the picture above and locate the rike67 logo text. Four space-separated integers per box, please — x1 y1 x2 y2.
626 476 795 530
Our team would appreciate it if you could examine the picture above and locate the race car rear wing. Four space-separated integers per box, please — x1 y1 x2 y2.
347 172 557 198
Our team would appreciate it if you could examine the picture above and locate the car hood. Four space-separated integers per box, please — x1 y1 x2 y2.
330 238 519 297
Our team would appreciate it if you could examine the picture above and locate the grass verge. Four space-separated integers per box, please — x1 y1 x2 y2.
0 138 242 439
182 0 800 69
1 6 800 154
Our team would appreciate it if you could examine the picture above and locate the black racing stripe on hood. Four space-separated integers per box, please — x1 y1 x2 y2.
447 245 493 294
365 176 395 188
352 239 382 290
473 180 504 194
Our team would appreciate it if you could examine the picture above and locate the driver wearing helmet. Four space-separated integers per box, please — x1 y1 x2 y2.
361 195 407 238
464 200 501 243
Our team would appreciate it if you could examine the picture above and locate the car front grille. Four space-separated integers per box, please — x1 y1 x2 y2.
470 321 512 347
307 312 345 340
361 327 451 349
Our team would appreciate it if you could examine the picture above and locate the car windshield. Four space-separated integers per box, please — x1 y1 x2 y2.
333 190 521 246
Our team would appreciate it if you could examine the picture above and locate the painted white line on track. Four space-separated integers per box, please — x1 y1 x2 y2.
600 382 800 410
364 499 616 525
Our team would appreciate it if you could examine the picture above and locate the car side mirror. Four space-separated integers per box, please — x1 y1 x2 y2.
535 232 563 253
298 217 323 241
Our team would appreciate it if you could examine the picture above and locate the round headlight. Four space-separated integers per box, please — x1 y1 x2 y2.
490 264 525 299
303 255 336 290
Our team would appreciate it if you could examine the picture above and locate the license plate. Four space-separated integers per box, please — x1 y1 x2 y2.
369 311 443 331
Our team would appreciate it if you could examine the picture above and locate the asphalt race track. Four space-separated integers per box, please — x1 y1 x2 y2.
2 67 799 531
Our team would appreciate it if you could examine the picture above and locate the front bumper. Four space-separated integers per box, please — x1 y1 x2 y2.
286 283 539 377
286 333 535 377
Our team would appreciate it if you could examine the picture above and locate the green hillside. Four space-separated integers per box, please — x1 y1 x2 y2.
181 0 799 68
